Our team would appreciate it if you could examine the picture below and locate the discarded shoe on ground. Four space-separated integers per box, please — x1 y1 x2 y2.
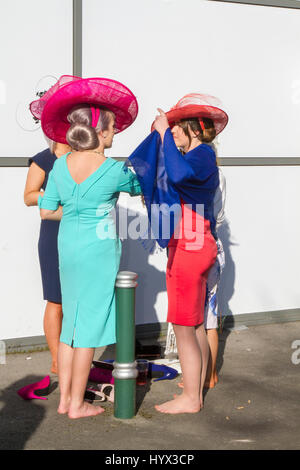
89 359 178 383
88 364 114 384
17 375 51 400
85 384 114 403
148 363 178 382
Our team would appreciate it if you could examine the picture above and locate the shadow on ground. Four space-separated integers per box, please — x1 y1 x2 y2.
0 376 49 450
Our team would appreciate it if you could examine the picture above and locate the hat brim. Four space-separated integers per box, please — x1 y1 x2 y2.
151 104 228 135
40 77 138 144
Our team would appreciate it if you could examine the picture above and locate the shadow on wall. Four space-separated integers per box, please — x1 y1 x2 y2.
216 218 237 374
218 218 236 324
99 205 167 360
101 208 237 377
117 204 166 326
0 376 47 450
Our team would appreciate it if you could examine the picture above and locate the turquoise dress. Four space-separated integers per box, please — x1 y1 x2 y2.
38 153 142 348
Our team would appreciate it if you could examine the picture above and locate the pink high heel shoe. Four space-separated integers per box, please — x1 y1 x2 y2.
17 376 50 400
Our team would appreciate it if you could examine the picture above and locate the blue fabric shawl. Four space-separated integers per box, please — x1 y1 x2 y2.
128 128 219 248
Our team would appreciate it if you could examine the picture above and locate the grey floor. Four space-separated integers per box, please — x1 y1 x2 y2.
0 321 299 450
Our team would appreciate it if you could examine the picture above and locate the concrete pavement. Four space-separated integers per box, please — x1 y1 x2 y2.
0 322 299 450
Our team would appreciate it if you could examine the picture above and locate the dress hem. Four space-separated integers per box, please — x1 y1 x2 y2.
60 338 116 349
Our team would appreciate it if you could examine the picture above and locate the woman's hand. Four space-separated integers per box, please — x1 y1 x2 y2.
153 108 169 140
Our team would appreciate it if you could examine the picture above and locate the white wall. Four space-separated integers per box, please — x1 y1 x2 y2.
217 165 300 316
83 0 300 158
0 169 44 340
1 165 300 340
0 0 72 339
0 0 73 158
1 0 300 340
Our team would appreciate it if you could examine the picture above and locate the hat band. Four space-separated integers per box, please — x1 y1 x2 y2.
91 106 100 128
199 119 205 131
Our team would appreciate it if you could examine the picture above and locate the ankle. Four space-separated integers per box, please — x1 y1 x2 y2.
69 399 84 410
182 391 201 403
60 395 71 402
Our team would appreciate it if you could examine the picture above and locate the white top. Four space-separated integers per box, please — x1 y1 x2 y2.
214 168 226 229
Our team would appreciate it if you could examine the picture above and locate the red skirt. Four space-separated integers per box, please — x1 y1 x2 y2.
166 204 217 327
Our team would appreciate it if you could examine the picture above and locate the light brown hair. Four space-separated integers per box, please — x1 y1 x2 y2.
66 104 115 151
178 117 216 145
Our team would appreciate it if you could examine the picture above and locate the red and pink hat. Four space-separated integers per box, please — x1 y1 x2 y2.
152 93 228 135
30 75 138 144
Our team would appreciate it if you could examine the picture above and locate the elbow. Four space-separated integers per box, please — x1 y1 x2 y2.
40 209 48 220
166 168 193 186
24 190 40 207
23 194 32 207
168 170 196 186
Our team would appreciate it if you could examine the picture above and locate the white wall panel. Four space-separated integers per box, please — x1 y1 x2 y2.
0 169 45 340
83 0 300 158
0 0 73 158
1 165 299 339
1 0 299 340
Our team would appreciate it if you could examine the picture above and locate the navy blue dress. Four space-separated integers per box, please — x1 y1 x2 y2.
28 148 62 303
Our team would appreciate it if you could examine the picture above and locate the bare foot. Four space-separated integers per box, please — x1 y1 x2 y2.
173 393 204 410
204 379 216 389
57 398 70 415
155 394 201 414
68 402 105 419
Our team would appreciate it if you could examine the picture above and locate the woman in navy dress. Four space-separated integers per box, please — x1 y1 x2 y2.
24 140 70 374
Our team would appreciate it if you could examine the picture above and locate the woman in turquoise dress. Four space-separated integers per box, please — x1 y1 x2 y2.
30 76 141 419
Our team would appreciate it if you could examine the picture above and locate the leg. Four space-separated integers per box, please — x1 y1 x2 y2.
177 324 211 399
205 328 219 387
195 324 210 405
57 341 74 414
43 301 63 374
155 324 201 414
68 347 104 419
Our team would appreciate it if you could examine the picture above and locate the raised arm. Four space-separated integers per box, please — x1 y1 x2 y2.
163 128 196 184
152 108 196 185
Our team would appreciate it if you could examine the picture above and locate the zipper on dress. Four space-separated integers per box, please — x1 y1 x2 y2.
71 188 80 348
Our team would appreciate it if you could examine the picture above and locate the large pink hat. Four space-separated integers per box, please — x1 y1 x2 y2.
30 75 138 144
152 93 228 135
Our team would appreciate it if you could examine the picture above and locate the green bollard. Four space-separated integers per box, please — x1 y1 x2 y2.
113 271 138 419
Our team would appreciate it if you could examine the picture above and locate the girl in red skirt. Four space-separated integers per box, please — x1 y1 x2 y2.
152 95 228 414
